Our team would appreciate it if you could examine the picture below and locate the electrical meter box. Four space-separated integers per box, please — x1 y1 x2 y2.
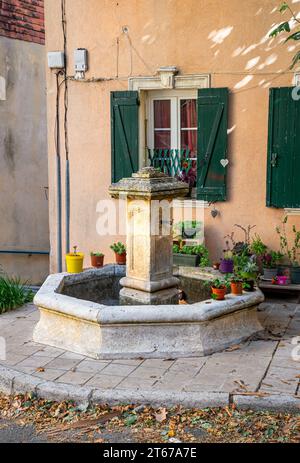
47 51 65 69
74 49 88 72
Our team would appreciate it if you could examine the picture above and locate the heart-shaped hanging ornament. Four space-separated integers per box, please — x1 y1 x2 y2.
211 209 218 218
220 159 229 168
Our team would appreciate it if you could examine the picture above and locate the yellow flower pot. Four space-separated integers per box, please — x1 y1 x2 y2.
65 253 84 273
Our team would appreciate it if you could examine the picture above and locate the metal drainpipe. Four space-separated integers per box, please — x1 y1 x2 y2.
56 155 62 272
56 72 63 273
65 158 70 255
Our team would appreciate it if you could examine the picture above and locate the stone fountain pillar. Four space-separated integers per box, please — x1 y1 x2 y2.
109 167 189 305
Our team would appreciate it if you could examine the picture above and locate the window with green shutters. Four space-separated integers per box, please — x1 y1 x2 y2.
267 87 300 208
110 88 229 202
111 91 139 183
196 88 228 202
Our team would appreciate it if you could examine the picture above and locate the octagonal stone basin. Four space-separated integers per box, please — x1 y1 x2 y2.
33 264 264 359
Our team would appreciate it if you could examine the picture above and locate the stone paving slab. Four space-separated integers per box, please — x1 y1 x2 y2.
0 302 300 410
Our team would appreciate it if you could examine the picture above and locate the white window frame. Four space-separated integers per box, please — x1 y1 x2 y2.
128 73 210 206
128 73 210 169
147 89 197 155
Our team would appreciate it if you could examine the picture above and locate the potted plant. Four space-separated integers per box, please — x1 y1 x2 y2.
90 252 104 268
233 253 258 292
210 277 230 301
276 275 288 286
110 242 126 265
276 216 300 283
224 224 256 257
173 244 210 267
250 234 268 273
240 260 259 292
230 276 243 296
219 250 234 274
65 246 84 274
250 234 268 257
261 251 283 280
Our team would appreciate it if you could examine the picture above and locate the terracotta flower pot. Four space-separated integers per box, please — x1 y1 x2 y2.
231 281 243 296
115 252 126 265
91 254 104 268
211 286 227 301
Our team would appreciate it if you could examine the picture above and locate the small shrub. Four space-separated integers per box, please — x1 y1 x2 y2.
110 242 126 255
0 276 34 314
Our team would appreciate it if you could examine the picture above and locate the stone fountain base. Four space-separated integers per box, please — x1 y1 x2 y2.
33 265 264 360
120 286 179 305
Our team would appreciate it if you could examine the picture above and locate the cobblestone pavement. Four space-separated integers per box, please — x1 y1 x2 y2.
0 300 299 406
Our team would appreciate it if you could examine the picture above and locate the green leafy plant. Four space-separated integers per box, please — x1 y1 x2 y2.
110 242 126 255
90 252 104 257
242 281 253 291
0 276 34 314
262 251 283 268
250 234 268 256
205 277 231 290
173 244 181 254
269 2 300 69
233 254 258 280
239 261 259 280
172 244 210 267
276 216 300 266
230 275 243 283
223 250 233 261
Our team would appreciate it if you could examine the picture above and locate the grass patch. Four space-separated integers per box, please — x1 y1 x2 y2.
0 276 34 314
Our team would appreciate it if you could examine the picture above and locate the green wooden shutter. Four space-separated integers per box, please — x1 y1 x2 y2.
111 91 139 183
267 87 300 208
197 88 228 201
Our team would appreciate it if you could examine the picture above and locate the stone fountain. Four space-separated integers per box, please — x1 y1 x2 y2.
109 167 188 305
33 168 264 359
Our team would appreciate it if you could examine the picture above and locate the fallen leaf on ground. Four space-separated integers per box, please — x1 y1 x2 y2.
226 345 241 352
155 408 167 423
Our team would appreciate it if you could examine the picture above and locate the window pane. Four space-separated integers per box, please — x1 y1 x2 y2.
154 130 171 149
181 130 197 156
154 100 171 129
180 99 197 128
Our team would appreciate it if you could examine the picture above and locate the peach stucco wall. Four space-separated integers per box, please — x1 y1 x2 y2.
45 0 300 272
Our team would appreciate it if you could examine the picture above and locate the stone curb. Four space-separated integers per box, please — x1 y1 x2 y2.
91 389 229 408
0 364 299 411
232 394 300 412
